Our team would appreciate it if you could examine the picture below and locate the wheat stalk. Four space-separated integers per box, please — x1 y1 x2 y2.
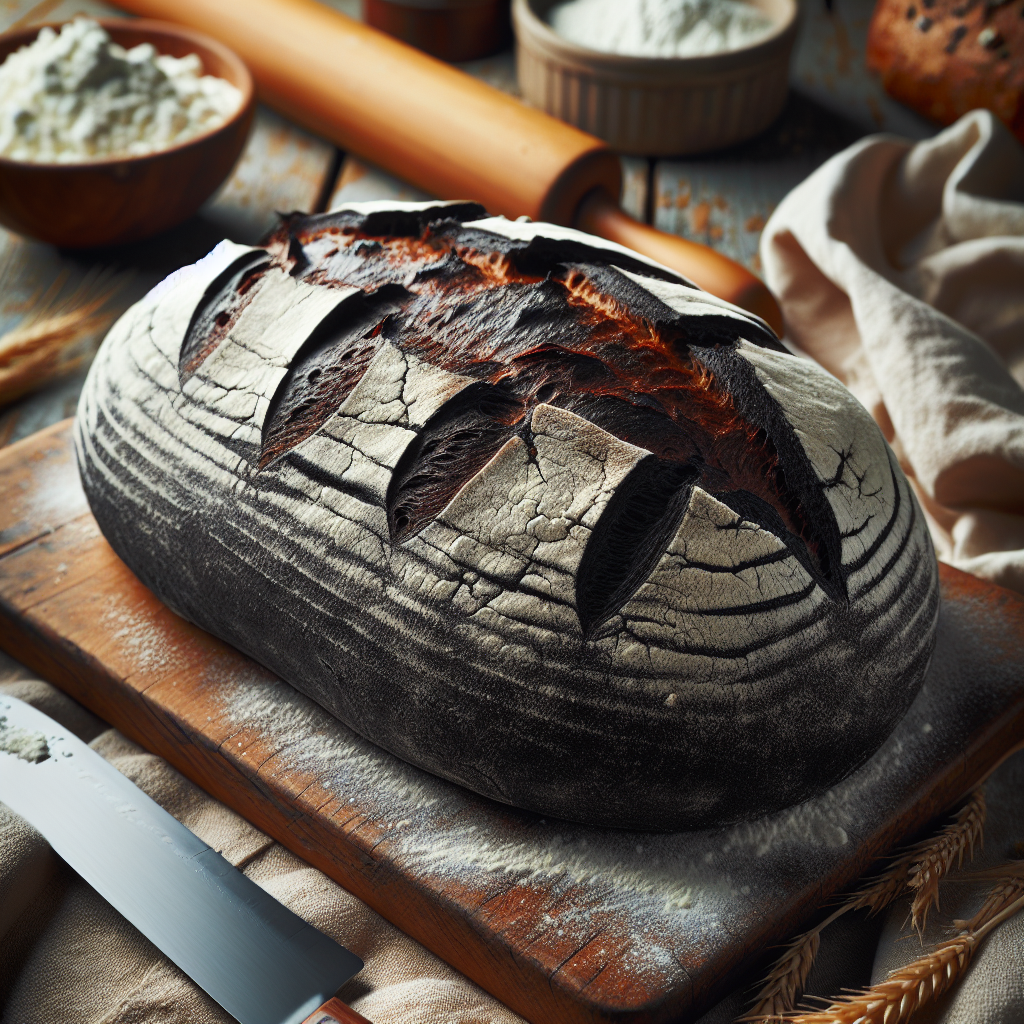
782 889 1024 1024
741 924 827 1021
741 853 922 1021
0 259 128 409
954 860 1024 932
908 789 986 932
741 790 988 1022
842 847 923 917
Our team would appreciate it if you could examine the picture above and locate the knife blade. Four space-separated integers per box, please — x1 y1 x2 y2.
0 695 369 1024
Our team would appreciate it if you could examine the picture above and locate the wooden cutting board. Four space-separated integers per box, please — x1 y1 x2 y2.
2 419 1023 1024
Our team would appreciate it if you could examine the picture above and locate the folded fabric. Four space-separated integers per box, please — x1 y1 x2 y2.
761 109 1024 595
0 671 527 1024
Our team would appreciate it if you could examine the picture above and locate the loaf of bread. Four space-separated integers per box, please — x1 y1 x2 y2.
867 0 1024 140
76 201 939 830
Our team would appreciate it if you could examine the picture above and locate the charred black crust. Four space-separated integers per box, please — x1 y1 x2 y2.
576 458 698 637
284 202 489 241
179 250 270 382
282 208 782 351
696 346 848 601
386 382 524 542
260 285 410 468
251 213 839 598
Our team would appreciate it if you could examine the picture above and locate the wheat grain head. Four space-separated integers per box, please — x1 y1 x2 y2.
908 789 986 932
783 886 1024 1024
740 924 827 1021
784 933 977 1024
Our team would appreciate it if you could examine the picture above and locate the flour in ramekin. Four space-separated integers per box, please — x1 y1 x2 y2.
547 0 775 57
0 18 243 163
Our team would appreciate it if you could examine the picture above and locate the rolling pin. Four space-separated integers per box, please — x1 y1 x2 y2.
113 0 784 334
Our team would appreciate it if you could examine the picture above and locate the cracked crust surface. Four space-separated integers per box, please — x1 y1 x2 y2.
75 201 940 830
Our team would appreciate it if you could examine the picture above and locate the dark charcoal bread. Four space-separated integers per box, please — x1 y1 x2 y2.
75 201 939 830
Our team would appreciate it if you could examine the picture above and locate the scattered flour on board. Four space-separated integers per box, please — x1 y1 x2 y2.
102 604 173 676
216 666 881 984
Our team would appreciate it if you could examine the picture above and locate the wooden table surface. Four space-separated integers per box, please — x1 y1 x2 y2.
0 1 951 1020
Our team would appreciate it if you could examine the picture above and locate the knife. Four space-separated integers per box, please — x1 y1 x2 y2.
0 695 370 1024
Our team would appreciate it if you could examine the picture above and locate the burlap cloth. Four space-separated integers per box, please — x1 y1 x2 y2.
3 110 1024 1022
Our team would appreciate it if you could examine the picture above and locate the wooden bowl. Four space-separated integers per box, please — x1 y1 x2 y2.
364 0 512 62
0 19 254 249
514 0 799 155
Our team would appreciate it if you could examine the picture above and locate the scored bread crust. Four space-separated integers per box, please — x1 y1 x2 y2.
75 201 939 830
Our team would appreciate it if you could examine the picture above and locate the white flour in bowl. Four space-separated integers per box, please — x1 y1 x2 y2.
0 18 243 163
546 0 776 57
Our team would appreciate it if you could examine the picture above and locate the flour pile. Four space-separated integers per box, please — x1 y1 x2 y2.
0 715 49 763
547 0 776 57
0 18 243 163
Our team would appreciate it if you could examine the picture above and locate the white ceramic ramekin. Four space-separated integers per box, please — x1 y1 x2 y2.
513 0 799 155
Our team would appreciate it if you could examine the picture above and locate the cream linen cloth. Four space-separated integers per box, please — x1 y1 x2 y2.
760 109 1024 593
0 670 526 1024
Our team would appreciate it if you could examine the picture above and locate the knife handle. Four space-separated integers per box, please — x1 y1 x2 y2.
301 998 373 1024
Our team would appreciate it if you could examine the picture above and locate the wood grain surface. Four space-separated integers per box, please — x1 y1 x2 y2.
1 419 1022 1024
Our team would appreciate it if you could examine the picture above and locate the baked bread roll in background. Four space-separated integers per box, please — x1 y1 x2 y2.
867 0 1024 140
75 201 939 830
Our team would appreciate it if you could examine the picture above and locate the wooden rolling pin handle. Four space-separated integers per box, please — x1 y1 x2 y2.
574 189 785 338
300 997 373 1024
